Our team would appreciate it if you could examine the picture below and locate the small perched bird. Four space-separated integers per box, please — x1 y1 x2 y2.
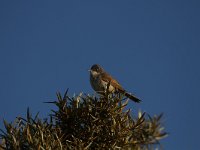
89 64 141 103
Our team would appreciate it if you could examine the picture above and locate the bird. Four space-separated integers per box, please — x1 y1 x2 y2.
89 64 141 103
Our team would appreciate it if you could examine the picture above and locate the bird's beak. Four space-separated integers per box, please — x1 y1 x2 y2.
88 69 91 72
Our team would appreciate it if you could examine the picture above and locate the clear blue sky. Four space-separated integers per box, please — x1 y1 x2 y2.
0 1 199 149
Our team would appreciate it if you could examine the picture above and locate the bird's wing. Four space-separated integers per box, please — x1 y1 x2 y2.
100 72 141 103
101 72 124 91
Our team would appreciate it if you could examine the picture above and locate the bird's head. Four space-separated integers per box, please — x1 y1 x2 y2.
89 64 104 76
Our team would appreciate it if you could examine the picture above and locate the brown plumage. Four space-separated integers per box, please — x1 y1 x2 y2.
89 64 141 103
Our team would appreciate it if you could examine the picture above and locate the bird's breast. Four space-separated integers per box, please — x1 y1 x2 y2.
90 75 103 92
90 74 115 93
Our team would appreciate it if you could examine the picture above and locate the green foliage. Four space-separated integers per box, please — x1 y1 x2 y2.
0 91 167 149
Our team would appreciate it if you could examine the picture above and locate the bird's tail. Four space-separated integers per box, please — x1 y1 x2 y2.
124 92 141 103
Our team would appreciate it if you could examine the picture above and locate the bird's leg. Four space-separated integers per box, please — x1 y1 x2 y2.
105 81 111 93
105 81 113 99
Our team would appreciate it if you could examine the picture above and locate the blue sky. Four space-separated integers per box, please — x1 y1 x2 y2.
0 1 200 149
